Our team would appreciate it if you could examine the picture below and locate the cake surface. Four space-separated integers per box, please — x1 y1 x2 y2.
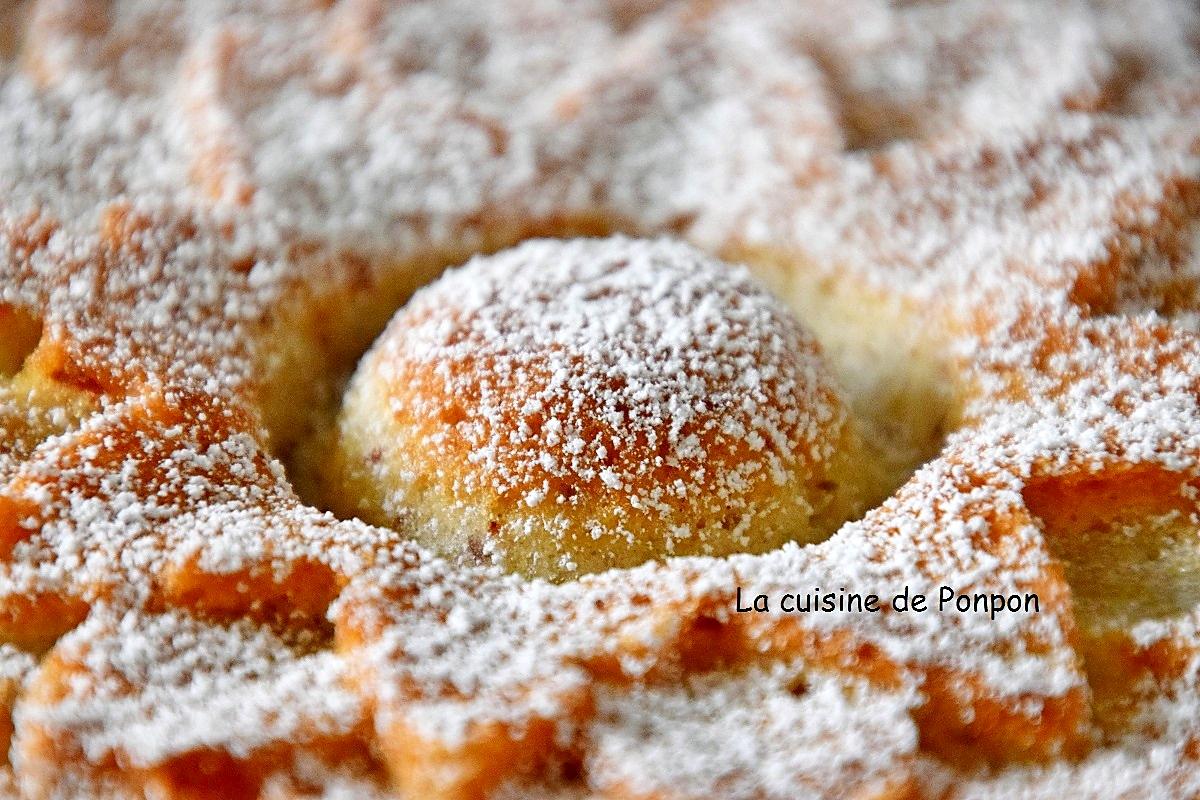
325 236 876 580
1 0 1200 798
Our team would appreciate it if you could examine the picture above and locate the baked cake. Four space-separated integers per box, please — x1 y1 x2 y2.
2 0 1200 797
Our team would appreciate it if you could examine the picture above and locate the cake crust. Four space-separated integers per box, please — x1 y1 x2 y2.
1 1 1200 798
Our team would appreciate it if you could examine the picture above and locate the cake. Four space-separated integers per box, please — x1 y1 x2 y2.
2 0 1200 798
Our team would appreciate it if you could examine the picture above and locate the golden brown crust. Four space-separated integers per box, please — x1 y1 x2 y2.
327 237 869 579
1 0 1200 798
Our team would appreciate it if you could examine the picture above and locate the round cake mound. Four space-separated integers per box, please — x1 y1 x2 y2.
327 236 870 579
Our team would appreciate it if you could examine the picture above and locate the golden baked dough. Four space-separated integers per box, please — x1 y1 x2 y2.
0 0 1199 799
326 236 876 579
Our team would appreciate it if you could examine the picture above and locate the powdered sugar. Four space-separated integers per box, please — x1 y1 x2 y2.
337 237 851 575
0 0 1198 797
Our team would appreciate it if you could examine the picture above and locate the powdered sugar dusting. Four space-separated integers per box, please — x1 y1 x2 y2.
13 606 381 798
0 0 1197 797
335 236 853 576
586 666 918 799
